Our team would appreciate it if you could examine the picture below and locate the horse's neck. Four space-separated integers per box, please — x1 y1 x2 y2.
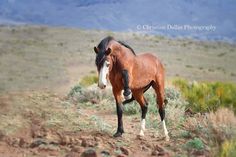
117 50 135 68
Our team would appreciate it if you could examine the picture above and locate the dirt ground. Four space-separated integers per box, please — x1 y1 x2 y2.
0 91 207 157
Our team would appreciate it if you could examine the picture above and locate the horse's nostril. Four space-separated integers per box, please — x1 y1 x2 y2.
98 84 106 89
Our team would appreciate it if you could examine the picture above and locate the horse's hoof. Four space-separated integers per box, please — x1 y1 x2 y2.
165 136 170 142
124 94 132 100
139 131 145 137
113 132 123 137
123 89 132 100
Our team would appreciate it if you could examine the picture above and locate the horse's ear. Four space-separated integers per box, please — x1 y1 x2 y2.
105 48 112 55
94 46 99 54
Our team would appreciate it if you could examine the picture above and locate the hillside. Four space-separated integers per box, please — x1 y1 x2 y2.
0 0 236 41
0 25 235 95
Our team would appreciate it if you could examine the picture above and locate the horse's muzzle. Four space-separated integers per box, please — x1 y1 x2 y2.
98 83 106 89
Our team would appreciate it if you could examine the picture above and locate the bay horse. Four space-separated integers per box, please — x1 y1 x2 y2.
94 36 169 141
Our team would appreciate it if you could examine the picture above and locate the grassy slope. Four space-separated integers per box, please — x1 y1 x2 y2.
0 25 236 94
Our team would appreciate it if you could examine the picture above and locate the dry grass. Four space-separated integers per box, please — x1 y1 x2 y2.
1 25 236 95
207 108 236 144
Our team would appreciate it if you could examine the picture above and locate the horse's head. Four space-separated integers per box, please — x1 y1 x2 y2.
94 46 113 89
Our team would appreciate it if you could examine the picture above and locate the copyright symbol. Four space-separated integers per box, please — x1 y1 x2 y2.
137 25 141 30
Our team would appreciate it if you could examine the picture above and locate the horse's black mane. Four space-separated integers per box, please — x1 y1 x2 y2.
118 40 136 55
95 36 136 70
95 36 114 69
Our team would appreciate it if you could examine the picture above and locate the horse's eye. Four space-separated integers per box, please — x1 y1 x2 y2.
106 61 110 67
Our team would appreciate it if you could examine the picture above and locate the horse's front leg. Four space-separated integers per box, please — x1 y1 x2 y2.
113 89 124 137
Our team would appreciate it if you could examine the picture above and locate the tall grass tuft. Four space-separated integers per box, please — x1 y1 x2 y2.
79 75 98 87
219 139 236 157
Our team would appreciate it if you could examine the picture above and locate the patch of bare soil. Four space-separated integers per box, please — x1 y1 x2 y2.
0 89 216 157
0 92 175 157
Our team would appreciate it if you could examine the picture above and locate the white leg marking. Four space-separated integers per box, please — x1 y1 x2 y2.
162 120 170 141
139 119 146 136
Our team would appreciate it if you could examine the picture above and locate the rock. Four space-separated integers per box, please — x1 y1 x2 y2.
151 150 158 156
158 151 170 157
101 150 110 156
71 145 83 153
91 99 99 104
30 138 47 148
81 139 87 147
45 130 61 144
151 145 170 157
0 130 5 141
60 135 71 145
38 144 60 151
154 145 164 152
80 148 97 157
120 147 129 155
192 150 205 156
141 145 149 151
81 138 98 147
65 152 79 157
19 138 28 148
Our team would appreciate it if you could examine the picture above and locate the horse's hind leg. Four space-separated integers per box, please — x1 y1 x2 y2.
132 91 148 136
152 79 170 141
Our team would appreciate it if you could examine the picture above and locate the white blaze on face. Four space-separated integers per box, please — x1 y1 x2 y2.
98 60 110 89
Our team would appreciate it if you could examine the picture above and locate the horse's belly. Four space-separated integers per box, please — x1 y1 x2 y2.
130 70 155 90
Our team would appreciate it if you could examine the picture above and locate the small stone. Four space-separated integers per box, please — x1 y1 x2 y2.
71 145 83 153
101 150 110 156
80 138 97 147
151 150 158 156
19 138 28 148
81 139 87 147
80 148 97 157
160 152 170 157
155 145 164 152
120 147 129 155
65 152 79 157
30 138 47 148
141 145 149 151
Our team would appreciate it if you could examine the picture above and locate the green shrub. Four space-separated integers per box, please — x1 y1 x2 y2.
180 130 192 138
68 84 112 104
145 91 158 114
90 115 112 133
184 137 204 150
79 75 98 87
68 84 82 97
123 102 140 115
219 139 236 157
172 78 236 113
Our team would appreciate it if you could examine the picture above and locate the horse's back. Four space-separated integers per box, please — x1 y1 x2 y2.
136 52 163 71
